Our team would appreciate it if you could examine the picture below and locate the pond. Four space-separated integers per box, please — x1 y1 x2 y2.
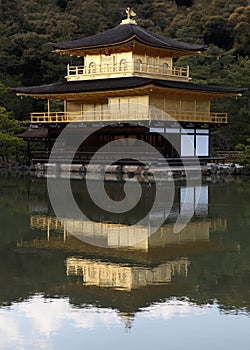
0 172 249 350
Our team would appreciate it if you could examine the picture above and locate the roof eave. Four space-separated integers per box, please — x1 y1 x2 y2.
49 37 207 57
13 81 245 101
49 36 137 54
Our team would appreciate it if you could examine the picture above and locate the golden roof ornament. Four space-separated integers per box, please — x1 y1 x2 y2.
126 7 136 19
120 7 137 25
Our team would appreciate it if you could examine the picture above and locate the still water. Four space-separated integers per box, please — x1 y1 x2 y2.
0 172 250 350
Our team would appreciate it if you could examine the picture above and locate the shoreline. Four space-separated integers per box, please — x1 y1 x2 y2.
1 162 250 183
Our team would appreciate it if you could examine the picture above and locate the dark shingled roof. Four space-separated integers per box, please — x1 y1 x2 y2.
13 77 245 96
16 128 48 138
50 24 206 52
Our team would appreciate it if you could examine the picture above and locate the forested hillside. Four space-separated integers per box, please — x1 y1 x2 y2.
0 0 249 156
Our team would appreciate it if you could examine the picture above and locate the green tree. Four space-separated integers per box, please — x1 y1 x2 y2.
0 0 249 153
177 46 250 148
236 138 250 169
228 5 250 56
0 107 26 163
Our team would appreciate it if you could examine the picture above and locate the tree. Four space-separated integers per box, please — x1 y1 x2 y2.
0 107 26 163
0 0 249 154
228 5 250 56
236 138 250 169
203 16 233 50
175 0 193 7
177 46 250 149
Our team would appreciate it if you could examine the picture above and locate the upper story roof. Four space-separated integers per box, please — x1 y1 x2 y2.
50 23 206 56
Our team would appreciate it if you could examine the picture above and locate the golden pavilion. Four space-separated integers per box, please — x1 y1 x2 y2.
14 8 243 165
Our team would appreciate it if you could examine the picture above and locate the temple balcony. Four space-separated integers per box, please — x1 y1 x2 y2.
66 62 190 81
30 109 228 124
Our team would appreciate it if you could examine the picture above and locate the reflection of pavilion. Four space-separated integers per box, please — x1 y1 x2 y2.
28 182 227 250
25 208 226 298
9 178 248 326
20 181 228 270
66 257 189 291
14 180 237 326
29 214 226 251
23 181 227 296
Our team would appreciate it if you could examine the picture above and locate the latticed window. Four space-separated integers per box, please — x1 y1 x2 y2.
89 62 96 73
101 55 113 72
134 59 143 71
119 59 128 71
162 62 169 74
147 56 153 72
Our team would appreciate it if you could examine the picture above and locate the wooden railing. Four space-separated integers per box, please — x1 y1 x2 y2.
66 61 189 81
213 150 244 161
30 109 228 124
31 151 227 166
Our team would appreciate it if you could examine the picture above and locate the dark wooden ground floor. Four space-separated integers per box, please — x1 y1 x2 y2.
18 122 223 166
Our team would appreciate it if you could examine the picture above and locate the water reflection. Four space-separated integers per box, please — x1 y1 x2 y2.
0 173 250 349
66 257 189 290
28 214 224 250
27 179 218 250
0 296 249 350
0 294 213 350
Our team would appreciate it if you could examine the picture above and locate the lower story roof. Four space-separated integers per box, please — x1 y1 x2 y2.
13 77 245 98
16 128 48 139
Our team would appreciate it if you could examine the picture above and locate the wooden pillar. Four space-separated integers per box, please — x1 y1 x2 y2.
48 130 52 152
47 218 50 241
163 137 168 158
48 99 50 115
64 225 67 242
27 139 31 158
24 139 31 166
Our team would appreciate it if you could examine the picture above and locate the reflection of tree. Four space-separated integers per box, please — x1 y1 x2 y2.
188 180 250 313
187 251 250 313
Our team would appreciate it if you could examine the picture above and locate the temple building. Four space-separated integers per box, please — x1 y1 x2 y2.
14 8 243 165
